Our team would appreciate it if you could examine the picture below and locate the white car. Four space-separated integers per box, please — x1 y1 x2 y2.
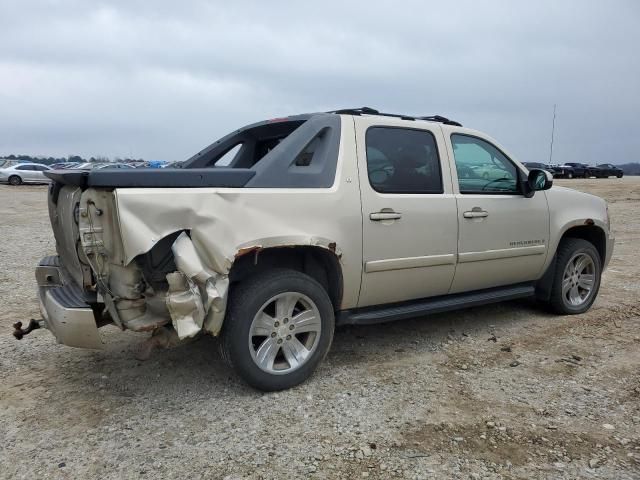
0 163 51 185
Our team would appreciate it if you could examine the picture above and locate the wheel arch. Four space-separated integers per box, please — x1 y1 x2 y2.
229 245 344 312
560 224 606 266
536 223 606 301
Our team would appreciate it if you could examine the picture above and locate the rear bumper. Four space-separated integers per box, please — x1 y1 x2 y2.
36 256 103 349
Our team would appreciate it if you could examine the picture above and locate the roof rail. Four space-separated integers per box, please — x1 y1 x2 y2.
329 107 462 126
418 115 463 127
331 107 380 115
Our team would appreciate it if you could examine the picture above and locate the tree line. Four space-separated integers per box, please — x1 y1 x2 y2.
617 163 640 175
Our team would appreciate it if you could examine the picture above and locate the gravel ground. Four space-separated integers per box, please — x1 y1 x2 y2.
1 178 639 479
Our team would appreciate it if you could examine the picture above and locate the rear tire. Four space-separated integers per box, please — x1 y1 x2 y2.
220 269 335 391
8 175 22 186
549 238 601 315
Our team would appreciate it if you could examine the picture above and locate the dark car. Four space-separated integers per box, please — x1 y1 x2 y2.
596 163 624 178
564 162 601 178
523 162 575 179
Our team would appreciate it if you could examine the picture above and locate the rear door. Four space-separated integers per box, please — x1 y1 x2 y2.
445 131 550 293
355 117 458 307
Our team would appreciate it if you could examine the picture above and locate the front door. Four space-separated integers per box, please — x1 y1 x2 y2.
446 132 550 293
355 117 458 307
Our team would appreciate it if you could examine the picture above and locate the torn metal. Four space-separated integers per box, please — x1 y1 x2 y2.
165 232 229 338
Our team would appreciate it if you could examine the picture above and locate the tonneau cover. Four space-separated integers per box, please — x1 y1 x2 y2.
44 168 256 189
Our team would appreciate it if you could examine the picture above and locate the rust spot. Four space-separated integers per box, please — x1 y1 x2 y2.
235 245 262 259
328 242 337 252
584 218 595 226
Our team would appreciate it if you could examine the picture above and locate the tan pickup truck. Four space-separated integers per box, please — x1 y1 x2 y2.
30 107 613 391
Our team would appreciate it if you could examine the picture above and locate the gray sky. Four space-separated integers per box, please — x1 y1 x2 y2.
1 0 638 164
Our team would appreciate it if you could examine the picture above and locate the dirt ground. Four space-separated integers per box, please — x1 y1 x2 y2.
1 178 638 479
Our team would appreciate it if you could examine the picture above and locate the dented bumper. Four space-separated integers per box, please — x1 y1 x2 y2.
36 256 103 349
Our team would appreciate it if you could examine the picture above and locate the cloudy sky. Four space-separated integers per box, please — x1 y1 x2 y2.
1 0 638 164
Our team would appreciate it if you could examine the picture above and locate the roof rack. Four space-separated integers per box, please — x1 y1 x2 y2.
329 107 462 127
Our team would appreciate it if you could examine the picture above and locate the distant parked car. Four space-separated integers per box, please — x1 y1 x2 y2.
523 162 553 174
471 163 515 180
95 163 134 170
75 162 96 170
547 163 576 178
564 163 600 178
76 162 133 170
0 163 51 185
50 162 81 170
596 164 624 178
523 162 575 178
125 161 149 168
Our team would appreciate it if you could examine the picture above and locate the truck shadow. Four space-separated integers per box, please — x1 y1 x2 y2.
327 298 553 367
48 298 553 398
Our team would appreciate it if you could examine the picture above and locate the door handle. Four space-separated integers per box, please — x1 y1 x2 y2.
463 208 489 219
370 211 402 221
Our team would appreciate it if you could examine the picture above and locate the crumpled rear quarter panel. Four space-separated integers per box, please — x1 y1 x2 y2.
113 145 362 310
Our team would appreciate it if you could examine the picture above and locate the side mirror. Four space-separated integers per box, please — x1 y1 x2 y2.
527 168 553 193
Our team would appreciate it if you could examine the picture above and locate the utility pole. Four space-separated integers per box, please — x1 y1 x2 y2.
549 104 556 165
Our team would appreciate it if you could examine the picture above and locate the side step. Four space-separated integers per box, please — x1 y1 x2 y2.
338 283 535 326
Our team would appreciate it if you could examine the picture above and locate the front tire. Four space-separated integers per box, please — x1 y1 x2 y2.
8 175 22 186
567 172 573 179
549 238 601 314
220 269 335 391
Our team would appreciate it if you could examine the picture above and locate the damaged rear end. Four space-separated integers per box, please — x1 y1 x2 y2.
34 112 344 349
37 174 238 348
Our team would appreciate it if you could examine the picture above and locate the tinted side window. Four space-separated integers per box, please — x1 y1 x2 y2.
16 165 33 170
451 134 519 194
365 127 443 194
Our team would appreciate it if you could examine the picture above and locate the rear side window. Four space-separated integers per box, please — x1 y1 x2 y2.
295 133 324 166
214 143 243 166
246 114 341 188
365 127 443 194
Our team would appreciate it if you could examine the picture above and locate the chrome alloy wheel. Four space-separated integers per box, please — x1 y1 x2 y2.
248 292 322 374
562 253 596 306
